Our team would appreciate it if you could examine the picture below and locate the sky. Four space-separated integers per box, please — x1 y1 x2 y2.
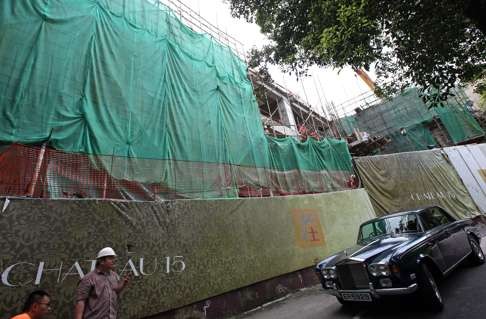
164 0 376 117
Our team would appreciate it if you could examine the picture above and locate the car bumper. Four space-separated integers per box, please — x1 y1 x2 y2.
323 283 418 298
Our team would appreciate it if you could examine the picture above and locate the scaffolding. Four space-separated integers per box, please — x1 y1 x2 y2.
152 0 246 58
333 88 485 155
0 0 355 200
153 0 334 141
249 71 334 140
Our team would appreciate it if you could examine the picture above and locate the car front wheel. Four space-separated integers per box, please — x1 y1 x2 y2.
417 263 443 311
468 236 485 265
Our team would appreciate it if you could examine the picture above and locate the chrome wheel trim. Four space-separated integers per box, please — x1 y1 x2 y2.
428 272 442 303
471 239 484 261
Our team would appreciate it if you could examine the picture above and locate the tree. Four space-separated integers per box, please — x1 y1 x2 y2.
228 0 486 105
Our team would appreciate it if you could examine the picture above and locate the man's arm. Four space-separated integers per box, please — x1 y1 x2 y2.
74 276 91 319
74 300 86 319
114 274 130 294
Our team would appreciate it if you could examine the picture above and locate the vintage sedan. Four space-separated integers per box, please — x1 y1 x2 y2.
315 206 485 310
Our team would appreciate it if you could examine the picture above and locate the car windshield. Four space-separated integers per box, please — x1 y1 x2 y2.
358 213 420 244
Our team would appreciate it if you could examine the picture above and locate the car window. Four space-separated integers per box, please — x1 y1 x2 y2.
420 207 452 230
388 214 419 234
437 208 455 223
360 223 375 240
358 213 420 243
375 220 387 235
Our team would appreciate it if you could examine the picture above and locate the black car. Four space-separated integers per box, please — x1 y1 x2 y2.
315 206 485 310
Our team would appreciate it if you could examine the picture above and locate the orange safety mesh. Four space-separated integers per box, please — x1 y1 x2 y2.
0 144 356 200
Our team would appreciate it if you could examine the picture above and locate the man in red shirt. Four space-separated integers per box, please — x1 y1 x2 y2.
74 247 130 319
11 290 52 319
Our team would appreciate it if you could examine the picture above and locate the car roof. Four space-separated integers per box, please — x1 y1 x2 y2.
360 206 441 226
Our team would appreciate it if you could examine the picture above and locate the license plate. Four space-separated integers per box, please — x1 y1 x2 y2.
341 292 372 302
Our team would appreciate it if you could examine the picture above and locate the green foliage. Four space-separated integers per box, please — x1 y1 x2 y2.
472 71 486 109
229 0 486 106
247 47 274 83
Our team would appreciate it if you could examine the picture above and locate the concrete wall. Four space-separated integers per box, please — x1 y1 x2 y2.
0 189 375 318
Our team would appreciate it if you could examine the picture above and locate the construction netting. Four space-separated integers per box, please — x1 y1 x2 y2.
0 140 353 200
338 88 484 153
0 0 354 199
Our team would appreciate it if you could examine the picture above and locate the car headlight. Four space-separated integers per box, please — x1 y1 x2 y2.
321 267 337 279
368 263 390 276
379 278 393 288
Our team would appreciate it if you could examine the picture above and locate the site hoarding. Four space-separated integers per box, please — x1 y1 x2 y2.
355 149 480 218
444 144 486 214
0 190 375 318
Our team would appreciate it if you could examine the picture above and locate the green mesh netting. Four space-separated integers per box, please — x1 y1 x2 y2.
434 101 484 144
338 116 357 136
0 0 353 198
0 0 262 162
380 124 437 153
340 88 484 153
267 136 352 171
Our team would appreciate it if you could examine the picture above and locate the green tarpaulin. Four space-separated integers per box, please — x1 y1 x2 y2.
0 0 353 198
339 88 484 153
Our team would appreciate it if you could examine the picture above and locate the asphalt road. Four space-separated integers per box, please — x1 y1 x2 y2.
234 240 486 319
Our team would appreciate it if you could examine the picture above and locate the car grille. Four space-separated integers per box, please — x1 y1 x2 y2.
337 262 370 289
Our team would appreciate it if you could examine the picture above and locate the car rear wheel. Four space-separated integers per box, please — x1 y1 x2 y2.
468 236 485 265
418 263 443 312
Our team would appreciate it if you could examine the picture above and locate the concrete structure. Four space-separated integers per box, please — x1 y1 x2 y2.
249 70 333 139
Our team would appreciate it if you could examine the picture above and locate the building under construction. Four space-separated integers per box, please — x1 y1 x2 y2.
334 88 485 156
250 70 332 139
1 2 485 319
249 65 484 156
0 0 354 201
0 0 482 201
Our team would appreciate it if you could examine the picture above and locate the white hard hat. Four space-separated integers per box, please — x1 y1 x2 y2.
96 247 117 259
